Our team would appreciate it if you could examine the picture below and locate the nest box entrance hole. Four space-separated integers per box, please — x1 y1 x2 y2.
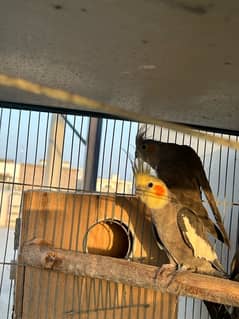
83 219 133 258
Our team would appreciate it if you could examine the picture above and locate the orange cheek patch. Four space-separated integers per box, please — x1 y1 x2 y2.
154 185 165 197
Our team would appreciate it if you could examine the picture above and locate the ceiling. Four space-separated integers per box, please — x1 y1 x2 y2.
1 0 239 132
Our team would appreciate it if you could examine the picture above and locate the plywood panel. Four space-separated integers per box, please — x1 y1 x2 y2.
15 190 177 319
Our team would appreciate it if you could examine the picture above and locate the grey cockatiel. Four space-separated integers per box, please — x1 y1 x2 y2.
133 161 226 277
135 128 230 247
134 161 233 318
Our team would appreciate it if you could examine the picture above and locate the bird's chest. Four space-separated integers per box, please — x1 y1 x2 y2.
151 205 192 260
151 206 179 246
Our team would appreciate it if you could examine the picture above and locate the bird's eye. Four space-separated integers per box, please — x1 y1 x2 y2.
148 182 153 188
142 144 146 150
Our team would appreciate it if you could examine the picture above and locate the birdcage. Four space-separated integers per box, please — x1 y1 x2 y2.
0 102 238 319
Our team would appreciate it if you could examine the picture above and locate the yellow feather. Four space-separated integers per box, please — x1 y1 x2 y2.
135 172 169 209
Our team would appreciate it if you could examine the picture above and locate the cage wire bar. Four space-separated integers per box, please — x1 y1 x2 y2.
0 103 238 319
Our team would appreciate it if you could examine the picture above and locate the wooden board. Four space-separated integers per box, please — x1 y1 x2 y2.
15 190 177 319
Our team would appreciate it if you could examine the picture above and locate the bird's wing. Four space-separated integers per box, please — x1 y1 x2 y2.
197 168 230 247
177 207 219 264
151 223 164 250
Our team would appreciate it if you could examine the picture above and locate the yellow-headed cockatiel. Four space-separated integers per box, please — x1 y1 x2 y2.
133 160 226 276
133 160 233 318
135 128 230 247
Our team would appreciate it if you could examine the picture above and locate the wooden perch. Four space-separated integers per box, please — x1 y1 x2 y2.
20 239 239 307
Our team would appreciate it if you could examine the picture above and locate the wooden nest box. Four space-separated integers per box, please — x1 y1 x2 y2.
15 190 177 319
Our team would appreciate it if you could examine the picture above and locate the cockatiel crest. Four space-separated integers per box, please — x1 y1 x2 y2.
135 126 160 169
133 159 171 210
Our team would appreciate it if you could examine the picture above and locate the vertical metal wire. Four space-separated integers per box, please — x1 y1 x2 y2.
0 109 12 296
41 112 50 188
5 109 23 319
58 114 66 190
97 119 108 192
0 110 20 318
24 111 45 318
123 122 133 194
75 116 85 190
31 112 41 186
106 119 116 192
66 115 76 190
115 120 124 194
0 112 10 294
84 117 102 192
226 136 238 269
49 114 59 188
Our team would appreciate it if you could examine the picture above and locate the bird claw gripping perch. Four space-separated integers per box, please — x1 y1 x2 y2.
153 264 178 291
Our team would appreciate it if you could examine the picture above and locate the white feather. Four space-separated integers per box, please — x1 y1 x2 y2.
183 215 217 262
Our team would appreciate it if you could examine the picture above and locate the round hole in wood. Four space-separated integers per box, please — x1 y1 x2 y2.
83 219 132 258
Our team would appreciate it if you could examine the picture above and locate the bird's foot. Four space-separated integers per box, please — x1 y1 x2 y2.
176 264 193 272
154 264 177 290
156 263 177 277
